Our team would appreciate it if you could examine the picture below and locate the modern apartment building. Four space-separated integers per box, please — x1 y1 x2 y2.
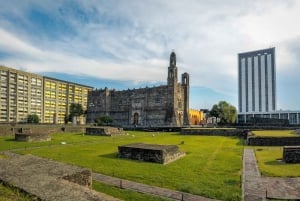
0 66 92 124
238 47 276 113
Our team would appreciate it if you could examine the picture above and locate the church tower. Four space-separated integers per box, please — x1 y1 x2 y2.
165 51 190 126
167 51 178 86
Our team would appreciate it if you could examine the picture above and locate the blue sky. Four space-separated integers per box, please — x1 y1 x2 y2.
1 0 300 110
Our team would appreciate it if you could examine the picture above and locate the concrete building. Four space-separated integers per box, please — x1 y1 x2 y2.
189 109 204 125
237 47 300 125
237 111 300 125
0 66 92 124
238 47 276 113
87 51 190 127
43 77 91 124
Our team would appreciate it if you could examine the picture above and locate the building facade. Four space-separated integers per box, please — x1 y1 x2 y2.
237 47 300 125
189 109 204 125
238 111 300 125
87 52 190 127
0 66 92 124
238 47 276 113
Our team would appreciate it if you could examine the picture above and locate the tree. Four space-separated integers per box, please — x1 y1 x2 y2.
209 101 237 124
69 103 84 124
27 114 40 123
95 116 113 126
69 103 84 117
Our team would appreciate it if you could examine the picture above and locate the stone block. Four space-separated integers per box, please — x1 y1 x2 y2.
283 146 300 163
118 143 185 164
86 127 124 136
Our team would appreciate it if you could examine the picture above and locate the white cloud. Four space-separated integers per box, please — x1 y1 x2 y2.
1 0 300 109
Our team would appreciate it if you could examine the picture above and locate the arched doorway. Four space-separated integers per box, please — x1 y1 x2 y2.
133 112 139 125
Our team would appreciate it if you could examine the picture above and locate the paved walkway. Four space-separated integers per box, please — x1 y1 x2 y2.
243 149 300 201
93 173 217 201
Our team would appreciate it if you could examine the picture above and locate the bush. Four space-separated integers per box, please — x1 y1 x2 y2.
95 116 113 126
27 114 40 124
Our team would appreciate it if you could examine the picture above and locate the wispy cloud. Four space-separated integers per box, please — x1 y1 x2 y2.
0 0 300 109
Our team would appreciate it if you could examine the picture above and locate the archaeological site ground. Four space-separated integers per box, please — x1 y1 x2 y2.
0 128 300 201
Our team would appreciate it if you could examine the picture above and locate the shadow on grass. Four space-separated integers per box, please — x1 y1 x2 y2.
264 160 285 166
99 152 119 159
5 138 16 142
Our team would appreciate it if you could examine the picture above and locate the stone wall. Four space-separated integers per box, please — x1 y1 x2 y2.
180 128 249 139
87 52 190 127
247 136 300 146
86 127 123 136
15 127 51 142
283 146 300 163
118 143 185 164
0 124 86 136
15 133 51 142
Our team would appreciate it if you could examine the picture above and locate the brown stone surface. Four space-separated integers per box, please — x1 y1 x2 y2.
243 149 300 201
86 126 124 136
0 153 120 201
118 143 185 164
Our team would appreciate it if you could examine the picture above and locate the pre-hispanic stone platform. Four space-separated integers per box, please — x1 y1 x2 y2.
283 146 300 163
15 127 51 142
86 126 124 136
118 143 185 164
0 153 119 201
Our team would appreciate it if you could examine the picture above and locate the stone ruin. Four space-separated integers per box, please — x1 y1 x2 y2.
15 127 51 142
0 153 119 201
86 126 124 136
118 143 185 164
283 146 300 163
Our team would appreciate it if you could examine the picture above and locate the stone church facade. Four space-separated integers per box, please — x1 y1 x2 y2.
86 52 190 127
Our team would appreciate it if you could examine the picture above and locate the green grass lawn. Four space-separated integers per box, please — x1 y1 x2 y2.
255 147 300 177
0 182 35 201
252 130 297 137
1 131 243 201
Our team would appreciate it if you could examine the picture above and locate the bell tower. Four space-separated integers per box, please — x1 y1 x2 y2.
167 51 178 86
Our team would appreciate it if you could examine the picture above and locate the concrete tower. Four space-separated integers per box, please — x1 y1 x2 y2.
238 47 276 113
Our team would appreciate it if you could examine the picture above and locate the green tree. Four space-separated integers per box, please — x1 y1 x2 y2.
69 103 84 124
209 101 237 124
95 116 113 126
27 114 40 123
69 103 84 117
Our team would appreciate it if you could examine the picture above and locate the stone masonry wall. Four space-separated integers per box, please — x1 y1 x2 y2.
180 128 249 139
247 136 300 146
283 146 300 163
85 127 123 136
0 124 85 136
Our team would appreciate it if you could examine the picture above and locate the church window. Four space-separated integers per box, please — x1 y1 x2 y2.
133 112 139 125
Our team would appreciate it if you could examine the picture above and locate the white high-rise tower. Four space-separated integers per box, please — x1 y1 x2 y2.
238 47 276 113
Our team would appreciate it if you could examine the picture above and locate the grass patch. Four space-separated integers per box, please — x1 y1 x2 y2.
93 180 170 201
255 147 300 177
1 131 243 200
0 132 109 151
0 182 36 201
252 130 297 137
